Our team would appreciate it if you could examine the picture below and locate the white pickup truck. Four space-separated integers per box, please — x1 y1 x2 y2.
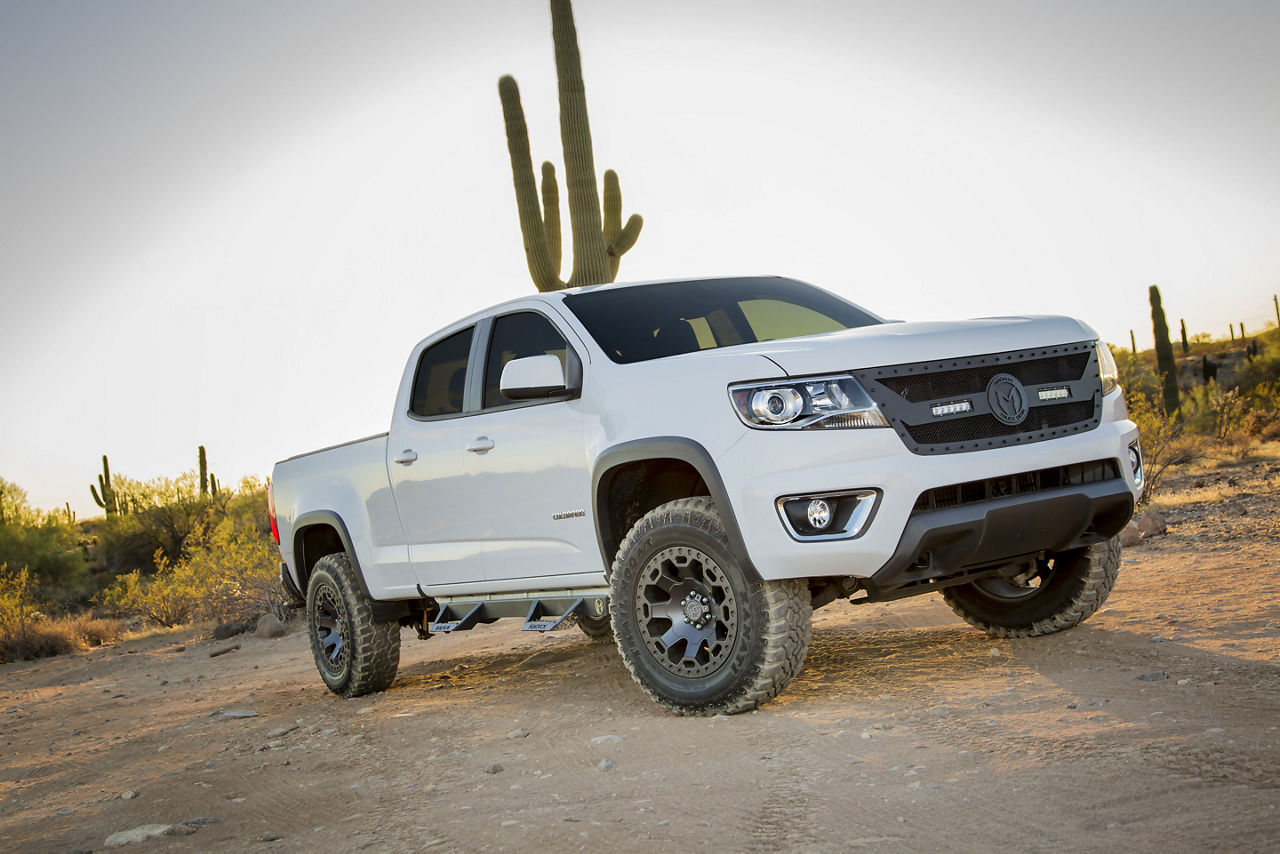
269 276 1142 715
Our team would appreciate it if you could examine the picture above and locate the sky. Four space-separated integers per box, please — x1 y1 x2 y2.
2 0 1278 516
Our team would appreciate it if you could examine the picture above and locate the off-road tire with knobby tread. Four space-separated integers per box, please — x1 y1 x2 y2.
942 536 1121 638
577 612 614 644
305 552 401 697
610 497 811 716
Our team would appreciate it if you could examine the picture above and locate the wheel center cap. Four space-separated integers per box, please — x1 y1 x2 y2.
684 599 708 622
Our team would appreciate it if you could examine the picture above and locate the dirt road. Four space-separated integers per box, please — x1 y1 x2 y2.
2 461 1278 852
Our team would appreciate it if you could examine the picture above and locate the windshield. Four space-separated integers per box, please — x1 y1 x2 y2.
562 277 881 364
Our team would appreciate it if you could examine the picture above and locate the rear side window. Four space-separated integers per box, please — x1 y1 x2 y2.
483 312 569 408
410 327 473 417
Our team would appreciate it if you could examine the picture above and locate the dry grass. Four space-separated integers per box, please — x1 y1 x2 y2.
0 612 127 663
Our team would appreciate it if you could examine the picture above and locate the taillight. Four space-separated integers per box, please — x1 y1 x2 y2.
267 481 280 544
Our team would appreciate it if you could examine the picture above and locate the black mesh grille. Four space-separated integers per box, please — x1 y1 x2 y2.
880 353 1089 402
854 341 1104 455
913 459 1121 513
906 401 1095 446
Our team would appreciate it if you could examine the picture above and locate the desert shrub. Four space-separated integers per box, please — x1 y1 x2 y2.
96 524 285 627
0 564 121 662
0 479 91 606
0 563 42 653
66 614 125 647
1126 393 1202 503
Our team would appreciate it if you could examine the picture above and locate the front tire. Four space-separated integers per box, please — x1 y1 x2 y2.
306 553 400 697
942 536 1121 637
610 498 811 715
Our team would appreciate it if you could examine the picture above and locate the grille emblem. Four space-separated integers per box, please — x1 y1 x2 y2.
986 373 1028 425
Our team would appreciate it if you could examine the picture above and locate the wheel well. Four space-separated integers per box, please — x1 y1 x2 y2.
597 459 708 565
294 523 346 594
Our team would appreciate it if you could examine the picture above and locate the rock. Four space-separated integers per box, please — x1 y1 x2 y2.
590 735 622 745
258 831 281 842
1136 511 1167 537
254 615 286 639
484 763 504 775
213 622 248 640
105 824 173 847
506 728 531 740
1221 500 1248 517
121 790 138 800
1136 671 1168 682
181 817 220 827
267 724 299 738
597 757 616 772
211 709 259 719
209 644 241 658
1118 522 1142 547
167 824 198 837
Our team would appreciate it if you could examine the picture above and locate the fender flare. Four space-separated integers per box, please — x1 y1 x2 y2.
591 437 761 583
292 510 412 621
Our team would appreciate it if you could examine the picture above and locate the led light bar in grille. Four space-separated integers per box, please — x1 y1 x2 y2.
930 400 973 417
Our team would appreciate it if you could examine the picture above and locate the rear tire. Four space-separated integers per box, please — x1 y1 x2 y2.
610 498 811 715
577 612 614 644
942 536 1121 637
305 553 400 697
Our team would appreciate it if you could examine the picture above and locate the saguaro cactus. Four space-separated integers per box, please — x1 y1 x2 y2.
1179 319 1188 354
499 0 642 291
199 445 209 498
1148 285 1179 414
1129 330 1137 354
90 454 118 516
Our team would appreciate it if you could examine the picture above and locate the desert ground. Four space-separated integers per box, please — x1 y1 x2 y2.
2 457 1277 853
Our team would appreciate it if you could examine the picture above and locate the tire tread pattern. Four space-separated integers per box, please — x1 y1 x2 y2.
611 497 812 715
942 536 1121 638
307 553 400 697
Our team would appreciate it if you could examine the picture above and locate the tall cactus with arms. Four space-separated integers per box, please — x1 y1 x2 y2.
90 454 118 516
499 0 642 291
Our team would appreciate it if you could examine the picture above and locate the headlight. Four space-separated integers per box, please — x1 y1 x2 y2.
730 374 889 430
1096 341 1119 395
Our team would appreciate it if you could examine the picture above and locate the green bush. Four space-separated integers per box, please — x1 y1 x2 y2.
96 523 285 628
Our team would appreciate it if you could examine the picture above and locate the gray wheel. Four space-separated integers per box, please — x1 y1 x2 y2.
306 553 400 697
942 536 1121 637
610 497 811 715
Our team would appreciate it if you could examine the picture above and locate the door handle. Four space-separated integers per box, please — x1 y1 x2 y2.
466 436 495 454
393 449 418 465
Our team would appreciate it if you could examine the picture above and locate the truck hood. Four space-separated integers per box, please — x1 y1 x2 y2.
739 315 1099 376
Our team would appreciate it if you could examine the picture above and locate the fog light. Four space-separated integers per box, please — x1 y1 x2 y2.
777 489 879 541
1128 442 1144 489
806 499 832 530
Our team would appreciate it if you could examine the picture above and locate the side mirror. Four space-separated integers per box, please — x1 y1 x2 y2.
499 355 570 401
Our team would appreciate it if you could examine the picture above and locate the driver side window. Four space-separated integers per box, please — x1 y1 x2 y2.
483 312 569 409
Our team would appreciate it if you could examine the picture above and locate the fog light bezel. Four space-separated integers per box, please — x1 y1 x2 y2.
776 489 880 541
1128 441 1144 493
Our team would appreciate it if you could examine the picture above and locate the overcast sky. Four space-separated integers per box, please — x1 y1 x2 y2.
2 0 1278 515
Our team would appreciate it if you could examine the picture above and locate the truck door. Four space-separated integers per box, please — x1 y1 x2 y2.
386 325 481 588
458 309 599 585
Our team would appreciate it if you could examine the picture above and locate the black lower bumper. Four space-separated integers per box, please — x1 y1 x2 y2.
861 479 1134 602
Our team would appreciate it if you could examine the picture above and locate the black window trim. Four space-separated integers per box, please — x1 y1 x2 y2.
404 323 483 423
475 307 584 415
404 308 586 423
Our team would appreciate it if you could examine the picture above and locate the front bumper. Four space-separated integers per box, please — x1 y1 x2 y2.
717 392 1140 583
